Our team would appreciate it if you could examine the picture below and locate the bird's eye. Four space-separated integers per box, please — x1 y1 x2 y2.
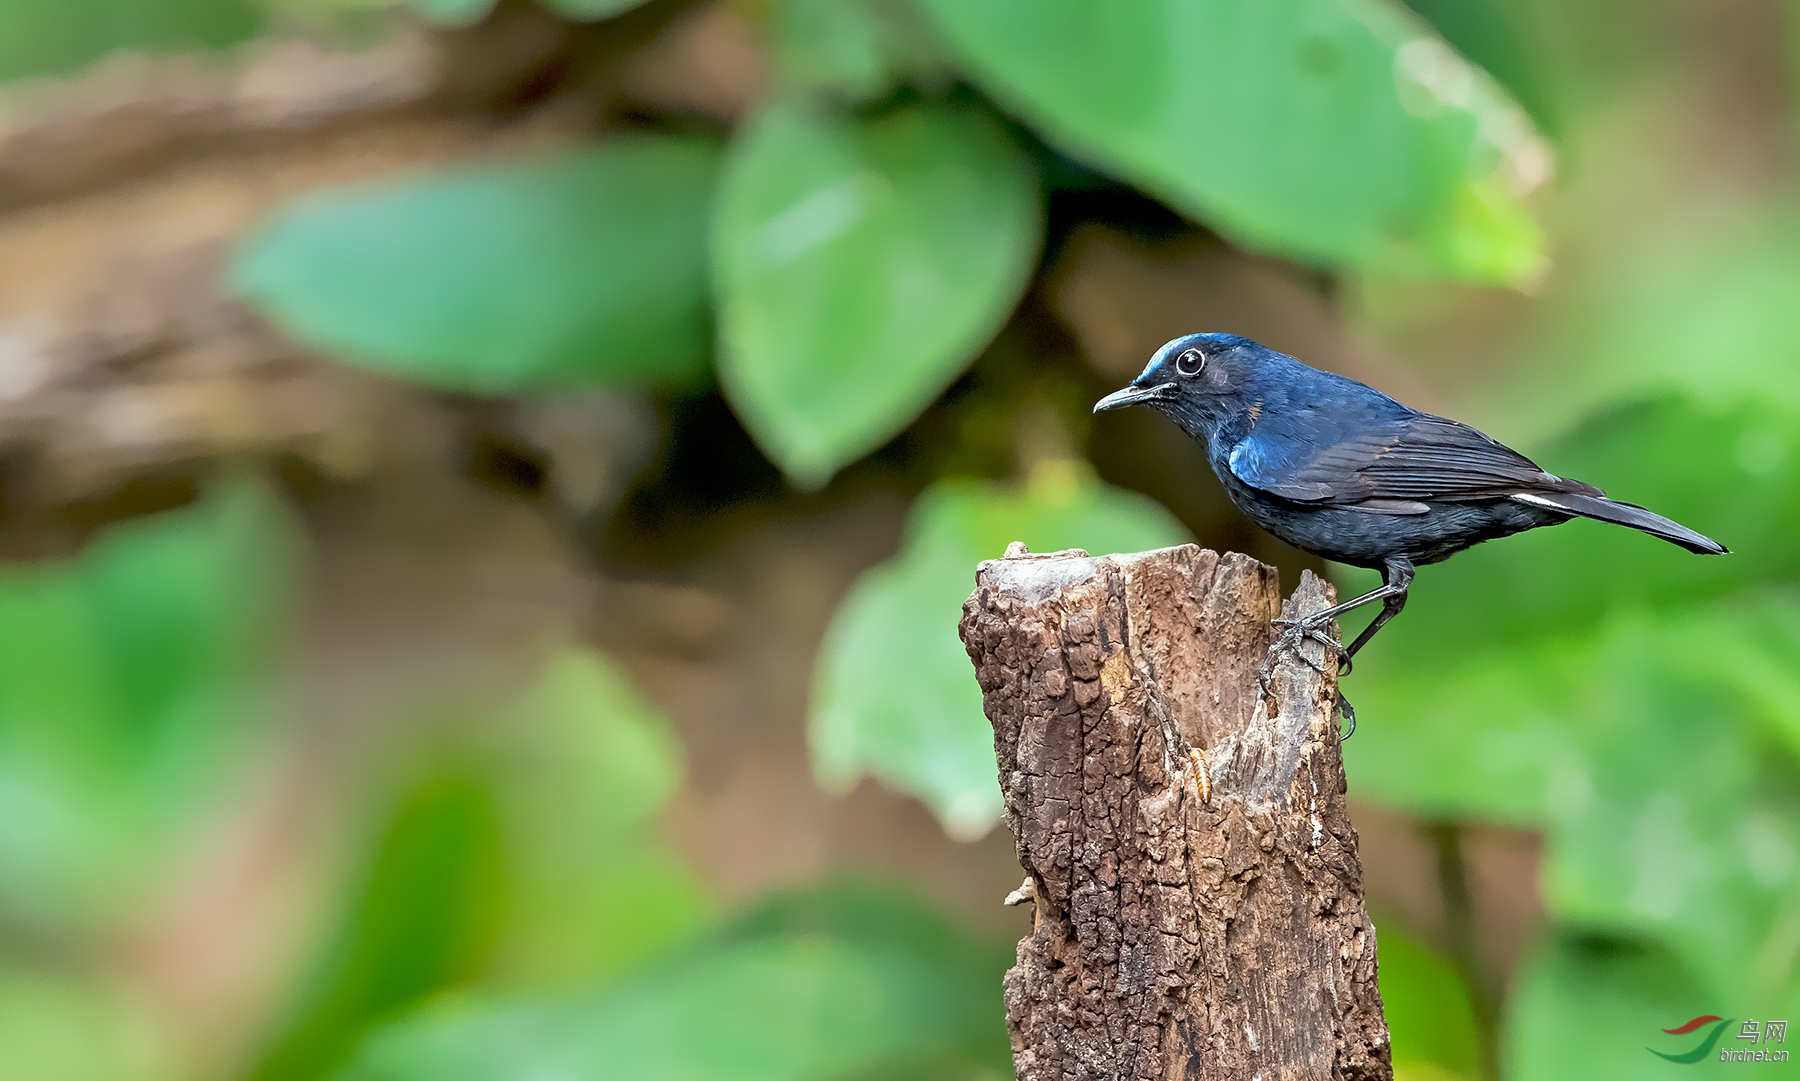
1175 348 1205 376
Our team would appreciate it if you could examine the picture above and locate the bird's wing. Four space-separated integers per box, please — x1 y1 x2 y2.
1227 413 1597 505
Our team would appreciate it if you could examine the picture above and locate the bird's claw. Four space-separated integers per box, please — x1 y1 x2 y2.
1259 617 1346 696
1261 617 1359 740
1337 690 1356 740
1269 615 1352 675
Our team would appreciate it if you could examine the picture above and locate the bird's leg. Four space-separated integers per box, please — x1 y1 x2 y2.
1259 614 1353 693
1265 586 1384 679
1343 560 1414 661
1259 559 1414 698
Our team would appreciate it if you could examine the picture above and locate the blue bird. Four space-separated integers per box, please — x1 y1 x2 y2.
1094 333 1727 733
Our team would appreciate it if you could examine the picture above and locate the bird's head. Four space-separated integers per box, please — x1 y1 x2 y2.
1092 333 1260 428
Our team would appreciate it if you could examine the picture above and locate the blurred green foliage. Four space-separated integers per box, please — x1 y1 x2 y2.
488 651 710 986
714 97 1041 488
1500 214 1800 441
231 0 1549 491
250 649 714 1081
0 971 177 1081
773 0 951 103
340 885 1011 1081
1400 0 1560 133
233 141 722 394
917 0 1549 285
252 770 509 1081
0 0 260 83
1507 935 1729 1079
810 462 1187 838
0 480 295 935
536 0 652 20
402 0 654 26
403 0 492 28
1376 915 1481 1081
1344 396 1800 1073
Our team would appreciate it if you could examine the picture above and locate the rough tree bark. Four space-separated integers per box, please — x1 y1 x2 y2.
959 543 1392 1081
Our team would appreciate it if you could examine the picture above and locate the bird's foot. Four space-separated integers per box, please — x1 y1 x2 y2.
1254 619 1361 740
1266 614 1352 677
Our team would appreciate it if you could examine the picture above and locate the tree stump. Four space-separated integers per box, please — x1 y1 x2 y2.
959 543 1392 1081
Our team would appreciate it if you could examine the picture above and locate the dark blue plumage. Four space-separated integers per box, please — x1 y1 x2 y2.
1094 333 1727 730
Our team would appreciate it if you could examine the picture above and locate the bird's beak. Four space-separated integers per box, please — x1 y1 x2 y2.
1093 382 1174 413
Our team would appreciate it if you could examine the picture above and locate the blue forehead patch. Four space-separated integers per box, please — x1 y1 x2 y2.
1137 333 1211 383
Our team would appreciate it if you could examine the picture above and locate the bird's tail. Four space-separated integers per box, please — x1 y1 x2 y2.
1516 491 1728 554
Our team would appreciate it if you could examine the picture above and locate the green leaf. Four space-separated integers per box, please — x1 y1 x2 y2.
338 884 1010 1081
914 0 1549 284
713 98 1042 488
1534 606 1800 1004
343 940 972 1081
1399 0 1560 132
0 481 296 934
809 463 1187 838
232 138 722 394
499 650 685 837
717 882 1011 989
0 0 260 84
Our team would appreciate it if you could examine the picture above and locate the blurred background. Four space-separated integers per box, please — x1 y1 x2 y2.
0 0 1793 1079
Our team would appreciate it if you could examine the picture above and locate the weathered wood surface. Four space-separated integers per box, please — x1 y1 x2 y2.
960 543 1392 1081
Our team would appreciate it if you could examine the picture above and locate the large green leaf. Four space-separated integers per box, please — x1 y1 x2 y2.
337 884 1010 1081
0 0 260 83
914 0 1549 284
713 98 1042 488
1399 0 1560 132
232 139 722 394
809 463 1187 839
0 482 296 934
